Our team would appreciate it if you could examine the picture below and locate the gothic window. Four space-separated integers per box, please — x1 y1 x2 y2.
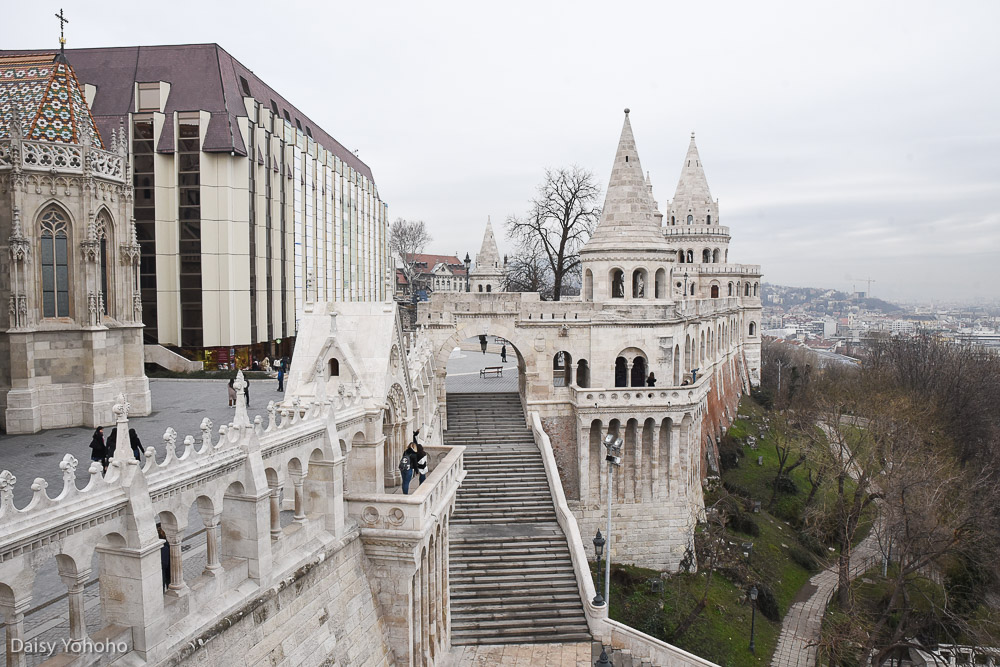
478 285 483 292
687 215 693 224
329 358 340 376
749 322 757 336
728 282 733 296
95 212 111 315
486 284 491 293
40 208 70 318
754 282 759 297
707 214 711 224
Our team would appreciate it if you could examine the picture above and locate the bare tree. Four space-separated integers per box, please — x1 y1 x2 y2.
506 167 601 301
502 238 553 298
388 218 432 294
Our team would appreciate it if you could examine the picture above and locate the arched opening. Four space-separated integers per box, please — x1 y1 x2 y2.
654 268 666 299
630 356 647 387
444 333 528 419
583 269 593 301
728 282 733 296
749 322 757 336
690 283 695 296
677 250 685 264
687 214 693 224
631 268 647 298
712 248 720 263
702 248 711 263
710 285 719 298
478 285 483 292
39 206 71 318
329 358 340 376
754 282 759 297
610 269 625 298
745 282 751 296
553 351 572 387
589 419 603 499
576 359 590 388
706 214 711 224
614 357 628 387
670 215 676 225
686 250 694 263
486 284 491 293
673 344 681 385
96 210 113 316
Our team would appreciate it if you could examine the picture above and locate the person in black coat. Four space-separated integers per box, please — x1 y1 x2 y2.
243 380 250 408
129 428 143 462
89 427 107 473
157 524 171 592
106 427 118 460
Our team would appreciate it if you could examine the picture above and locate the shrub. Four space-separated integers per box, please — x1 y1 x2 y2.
789 547 819 572
718 434 743 471
798 530 828 557
772 474 799 495
753 584 780 622
751 388 774 410
722 480 752 500
729 513 760 537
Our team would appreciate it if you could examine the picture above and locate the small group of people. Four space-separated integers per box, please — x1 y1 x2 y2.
398 430 429 495
227 377 251 408
89 425 143 474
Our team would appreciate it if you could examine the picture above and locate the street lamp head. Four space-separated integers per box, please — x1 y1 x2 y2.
603 433 616 446
593 530 605 557
749 585 758 601
595 649 613 667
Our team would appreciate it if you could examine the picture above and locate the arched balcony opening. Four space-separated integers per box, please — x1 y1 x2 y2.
610 269 625 299
614 357 628 387
576 359 590 388
630 356 647 387
583 269 593 301
654 269 666 299
631 268 648 298
553 351 572 387
702 249 711 263
712 248 720 263
711 285 719 298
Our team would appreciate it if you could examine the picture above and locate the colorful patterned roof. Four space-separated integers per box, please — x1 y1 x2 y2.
0 53 103 148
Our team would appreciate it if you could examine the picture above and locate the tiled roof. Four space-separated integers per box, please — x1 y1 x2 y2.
0 53 103 147
0 44 372 181
404 253 467 276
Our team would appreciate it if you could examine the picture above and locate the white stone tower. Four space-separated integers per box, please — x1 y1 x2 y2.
579 109 676 303
665 133 731 268
469 217 504 293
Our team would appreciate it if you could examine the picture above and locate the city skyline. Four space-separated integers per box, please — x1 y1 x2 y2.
6 0 998 302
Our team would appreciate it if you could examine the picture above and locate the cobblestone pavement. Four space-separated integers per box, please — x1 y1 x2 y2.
446 347 519 394
445 642 592 666
770 534 882 667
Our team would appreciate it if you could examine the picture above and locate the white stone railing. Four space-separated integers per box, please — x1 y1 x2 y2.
573 379 712 410
690 263 761 276
529 412 719 667
663 225 730 237
673 297 746 318
0 138 126 183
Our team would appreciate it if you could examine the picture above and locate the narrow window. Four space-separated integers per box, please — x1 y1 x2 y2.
706 214 711 224
40 208 70 317
329 358 340 376
687 215 693 224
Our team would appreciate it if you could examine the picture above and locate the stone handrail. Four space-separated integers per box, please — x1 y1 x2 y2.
574 372 713 409
529 411 721 667
0 138 127 183
529 411 606 633
678 263 761 276
345 444 465 535
663 225 730 237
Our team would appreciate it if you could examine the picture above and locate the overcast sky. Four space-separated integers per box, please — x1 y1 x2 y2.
10 1 999 303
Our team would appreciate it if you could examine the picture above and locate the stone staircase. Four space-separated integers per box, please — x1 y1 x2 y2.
446 392 591 646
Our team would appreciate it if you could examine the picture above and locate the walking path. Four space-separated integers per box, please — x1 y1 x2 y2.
770 534 882 667
445 642 592 666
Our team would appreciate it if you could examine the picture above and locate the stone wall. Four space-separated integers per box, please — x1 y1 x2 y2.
540 414 580 501
167 528 394 667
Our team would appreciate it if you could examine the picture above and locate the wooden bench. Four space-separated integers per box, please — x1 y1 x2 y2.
480 366 504 378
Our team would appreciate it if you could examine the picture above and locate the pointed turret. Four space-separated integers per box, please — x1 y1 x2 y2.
581 110 670 254
668 132 717 226
470 217 505 293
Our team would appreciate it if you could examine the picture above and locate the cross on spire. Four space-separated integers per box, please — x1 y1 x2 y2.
55 9 69 52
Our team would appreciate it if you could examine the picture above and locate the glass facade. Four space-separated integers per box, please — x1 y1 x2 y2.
132 117 157 342
177 115 203 348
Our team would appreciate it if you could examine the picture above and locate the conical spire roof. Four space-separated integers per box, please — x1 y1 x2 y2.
672 132 712 207
471 217 503 277
582 110 670 254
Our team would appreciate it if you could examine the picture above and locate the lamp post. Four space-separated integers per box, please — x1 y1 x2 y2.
603 432 624 606
592 530 606 606
595 648 613 667
683 271 689 299
463 252 471 292
749 585 758 654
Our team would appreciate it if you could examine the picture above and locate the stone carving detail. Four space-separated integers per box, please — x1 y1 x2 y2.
22 141 83 170
112 393 131 422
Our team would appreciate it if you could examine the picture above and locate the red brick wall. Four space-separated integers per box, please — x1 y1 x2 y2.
699 356 744 476
540 415 580 500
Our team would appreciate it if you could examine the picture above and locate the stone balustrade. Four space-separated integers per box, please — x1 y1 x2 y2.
573 378 712 411
0 138 127 183
663 224 731 237
689 263 761 276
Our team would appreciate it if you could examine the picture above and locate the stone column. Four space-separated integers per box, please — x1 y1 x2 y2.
346 435 386 495
421 549 430 665
95 540 167 658
1 598 29 667
411 570 422 666
58 568 91 649
269 485 282 540
203 516 223 575
220 486 273 583
165 531 188 596
292 474 306 523
670 422 683 497
304 458 345 537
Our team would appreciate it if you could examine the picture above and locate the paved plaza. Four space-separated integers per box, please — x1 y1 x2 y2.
445 344 519 394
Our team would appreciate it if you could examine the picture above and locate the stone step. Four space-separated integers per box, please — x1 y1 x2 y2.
450 593 581 607
450 627 592 645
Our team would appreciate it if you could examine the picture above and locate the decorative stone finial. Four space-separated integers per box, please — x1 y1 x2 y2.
59 454 78 484
0 470 16 509
113 393 131 422
624 108 630 115
233 371 250 428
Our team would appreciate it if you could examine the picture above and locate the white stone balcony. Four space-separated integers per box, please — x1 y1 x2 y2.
0 137 126 183
663 224 730 238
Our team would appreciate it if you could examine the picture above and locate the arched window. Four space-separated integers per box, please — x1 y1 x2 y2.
654 268 666 299
706 214 711 224
478 285 483 292
632 268 647 298
753 282 759 297
670 215 675 225
749 322 757 336
614 357 628 387
553 351 572 386
686 250 694 263
702 249 711 263
40 208 70 318
576 359 590 388
745 282 751 296
710 285 719 298
712 248 720 263
677 250 685 264
583 269 593 301
95 211 113 316
728 282 733 296
486 284 491 293
687 214 693 224
630 356 647 387
611 269 625 298
690 283 695 296
329 358 340 376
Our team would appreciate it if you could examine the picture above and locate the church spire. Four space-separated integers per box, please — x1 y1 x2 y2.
673 132 713 206
581 109 670 254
